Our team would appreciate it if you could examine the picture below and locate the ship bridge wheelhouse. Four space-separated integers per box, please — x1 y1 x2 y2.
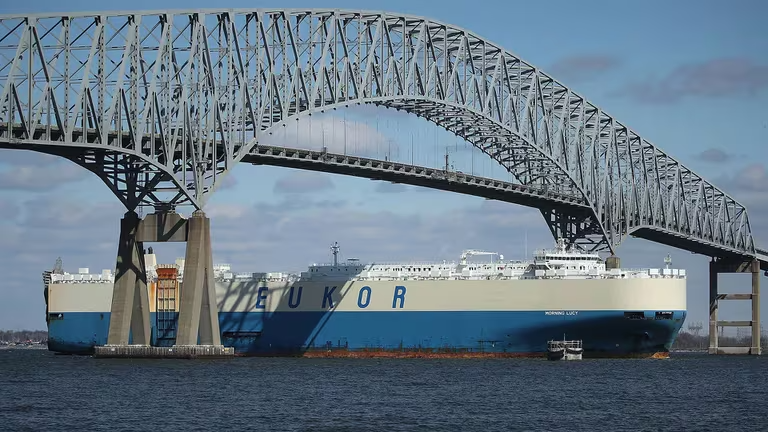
530 238 606 274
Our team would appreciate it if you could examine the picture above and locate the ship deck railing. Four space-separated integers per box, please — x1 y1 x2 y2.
309 258 516 267
548 340 583 349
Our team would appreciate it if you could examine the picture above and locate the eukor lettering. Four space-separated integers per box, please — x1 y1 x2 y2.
357 286 372 308
255 287 268 309
323 286 337 308
288 286 303 309
392 285 406 309
253 284 409 310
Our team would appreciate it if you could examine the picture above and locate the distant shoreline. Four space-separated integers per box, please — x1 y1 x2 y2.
0 345 47 350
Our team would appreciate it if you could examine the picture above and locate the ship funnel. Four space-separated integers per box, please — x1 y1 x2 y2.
605 255 620 269
144 248 158 271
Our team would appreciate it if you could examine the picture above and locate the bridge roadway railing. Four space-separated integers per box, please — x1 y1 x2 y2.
242 144 590 212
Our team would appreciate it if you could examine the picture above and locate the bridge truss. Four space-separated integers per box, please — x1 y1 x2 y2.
0 9 758 259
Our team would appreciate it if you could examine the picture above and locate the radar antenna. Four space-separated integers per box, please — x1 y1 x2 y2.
331 242 340 267
53 257 63 275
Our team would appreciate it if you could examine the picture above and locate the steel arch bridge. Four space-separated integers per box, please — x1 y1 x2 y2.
0 8 759 259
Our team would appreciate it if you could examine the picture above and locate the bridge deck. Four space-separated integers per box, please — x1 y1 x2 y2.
243 145 589 212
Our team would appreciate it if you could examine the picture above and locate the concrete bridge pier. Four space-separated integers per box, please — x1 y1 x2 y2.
708 258 761 355
175 211 221 347
105 211 151 346
96 210 232 359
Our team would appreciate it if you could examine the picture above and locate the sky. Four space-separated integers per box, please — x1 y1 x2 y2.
0 0 767 334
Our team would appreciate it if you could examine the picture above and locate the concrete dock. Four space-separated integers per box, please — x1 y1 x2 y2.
94 345 235 359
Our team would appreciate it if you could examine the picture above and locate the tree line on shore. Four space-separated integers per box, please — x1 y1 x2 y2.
0 330 48 343
671 330 768 350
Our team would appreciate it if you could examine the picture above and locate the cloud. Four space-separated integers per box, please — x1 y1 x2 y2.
0 196 127 288
695 148 732 163
21 197 124 229
548 55 621 83
715 162 768 245
216 174 238 191
616 57 768 104
273 171 335 194
260 110 397 158
206 196 548 270
0 150 90 191
727 163 766 193
0 163 89 191
0 199 19 221
0 149 61 166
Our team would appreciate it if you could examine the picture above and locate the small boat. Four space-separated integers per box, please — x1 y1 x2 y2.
547 336 583 360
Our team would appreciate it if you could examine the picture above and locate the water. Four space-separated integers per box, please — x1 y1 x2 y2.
1 349 766 431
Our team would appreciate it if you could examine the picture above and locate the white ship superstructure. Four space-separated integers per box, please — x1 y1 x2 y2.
47 239 686 285
301 239 685 282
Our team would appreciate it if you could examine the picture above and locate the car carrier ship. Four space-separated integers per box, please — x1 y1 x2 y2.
42 239 687 358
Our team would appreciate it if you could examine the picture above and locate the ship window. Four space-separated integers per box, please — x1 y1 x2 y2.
624 311 645 320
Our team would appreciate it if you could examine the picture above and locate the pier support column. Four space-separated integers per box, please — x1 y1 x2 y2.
175 211 221 347
751 259 761 355
106 211 151 346
708 258 761 355
708 260 718 354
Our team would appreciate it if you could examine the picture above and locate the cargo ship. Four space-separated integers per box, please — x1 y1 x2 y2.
42 239 687 358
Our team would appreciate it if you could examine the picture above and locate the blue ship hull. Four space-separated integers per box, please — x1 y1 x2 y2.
47 309 686 358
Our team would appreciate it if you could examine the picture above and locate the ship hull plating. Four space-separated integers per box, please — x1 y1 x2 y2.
45 311 687 358
46 278 687 358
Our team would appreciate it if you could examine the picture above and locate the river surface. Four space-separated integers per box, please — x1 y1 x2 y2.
0 349 766 431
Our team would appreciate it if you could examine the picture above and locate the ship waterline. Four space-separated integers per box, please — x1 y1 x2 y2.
43 241 688 358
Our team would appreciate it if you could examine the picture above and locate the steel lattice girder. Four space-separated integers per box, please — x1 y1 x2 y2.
0 9 756 257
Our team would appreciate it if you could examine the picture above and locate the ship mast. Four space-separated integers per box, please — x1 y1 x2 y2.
331 242 340 267
53 257 63 275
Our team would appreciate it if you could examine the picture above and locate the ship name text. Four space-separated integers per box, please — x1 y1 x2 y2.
254 285 407 310
544 310 579 316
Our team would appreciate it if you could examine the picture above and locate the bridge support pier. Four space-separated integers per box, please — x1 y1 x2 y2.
96 210 232 359
708 258 761 355
175 211 221 347
106 211 151 346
